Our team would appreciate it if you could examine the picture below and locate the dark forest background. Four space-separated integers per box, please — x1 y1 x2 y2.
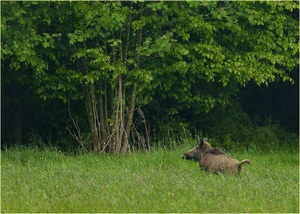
2 1 299 153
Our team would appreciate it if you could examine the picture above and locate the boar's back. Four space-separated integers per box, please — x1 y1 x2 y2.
205 148 226 155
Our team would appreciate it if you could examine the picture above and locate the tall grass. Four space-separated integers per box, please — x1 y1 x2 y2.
1 146 299 213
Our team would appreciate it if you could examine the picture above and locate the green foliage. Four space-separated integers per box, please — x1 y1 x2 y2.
150 1 298 116
208 105 298 151
2 1 298 105
148 101 298 152
27 130 48 149
153 117 192 149
2 148 298 212
1 1 298 151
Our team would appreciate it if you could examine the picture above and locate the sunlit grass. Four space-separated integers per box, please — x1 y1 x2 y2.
1 147 299 213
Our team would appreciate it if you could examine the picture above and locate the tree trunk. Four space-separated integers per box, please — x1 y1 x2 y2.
84 85 100 152
99 79 111 152
115 75 124 153
122 84 137 154
14 105 22 145
120 3 143 154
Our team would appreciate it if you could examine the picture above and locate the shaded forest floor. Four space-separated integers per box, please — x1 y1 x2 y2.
1 146 299 213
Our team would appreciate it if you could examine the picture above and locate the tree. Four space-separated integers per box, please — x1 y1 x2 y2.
2 1 298 153
146 1 299 114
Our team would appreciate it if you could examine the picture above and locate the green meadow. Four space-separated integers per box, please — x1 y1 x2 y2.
1 147 299 213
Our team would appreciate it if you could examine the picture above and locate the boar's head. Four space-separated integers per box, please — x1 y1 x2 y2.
181 138 211 161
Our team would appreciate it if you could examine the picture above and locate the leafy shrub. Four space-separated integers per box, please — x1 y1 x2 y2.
152 116 193 149
252 122 298 151
252 126 280 150
27 130 48 149
205 105 298 151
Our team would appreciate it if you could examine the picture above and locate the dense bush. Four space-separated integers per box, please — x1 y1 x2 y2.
149 103 298 152
201 105 298 151
2 94 297 153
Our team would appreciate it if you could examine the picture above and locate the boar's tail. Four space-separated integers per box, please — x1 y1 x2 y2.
239 159 251 166
237 159 251 175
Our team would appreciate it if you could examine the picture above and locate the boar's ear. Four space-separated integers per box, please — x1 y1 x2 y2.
199 138 208 148
199 138 205 148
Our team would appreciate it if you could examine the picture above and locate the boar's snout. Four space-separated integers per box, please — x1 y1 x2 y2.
181 151 200 161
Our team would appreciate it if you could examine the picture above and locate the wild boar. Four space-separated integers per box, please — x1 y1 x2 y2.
181 138 251 175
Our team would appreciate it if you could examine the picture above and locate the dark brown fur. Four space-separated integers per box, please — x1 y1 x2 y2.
181 138 251 175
